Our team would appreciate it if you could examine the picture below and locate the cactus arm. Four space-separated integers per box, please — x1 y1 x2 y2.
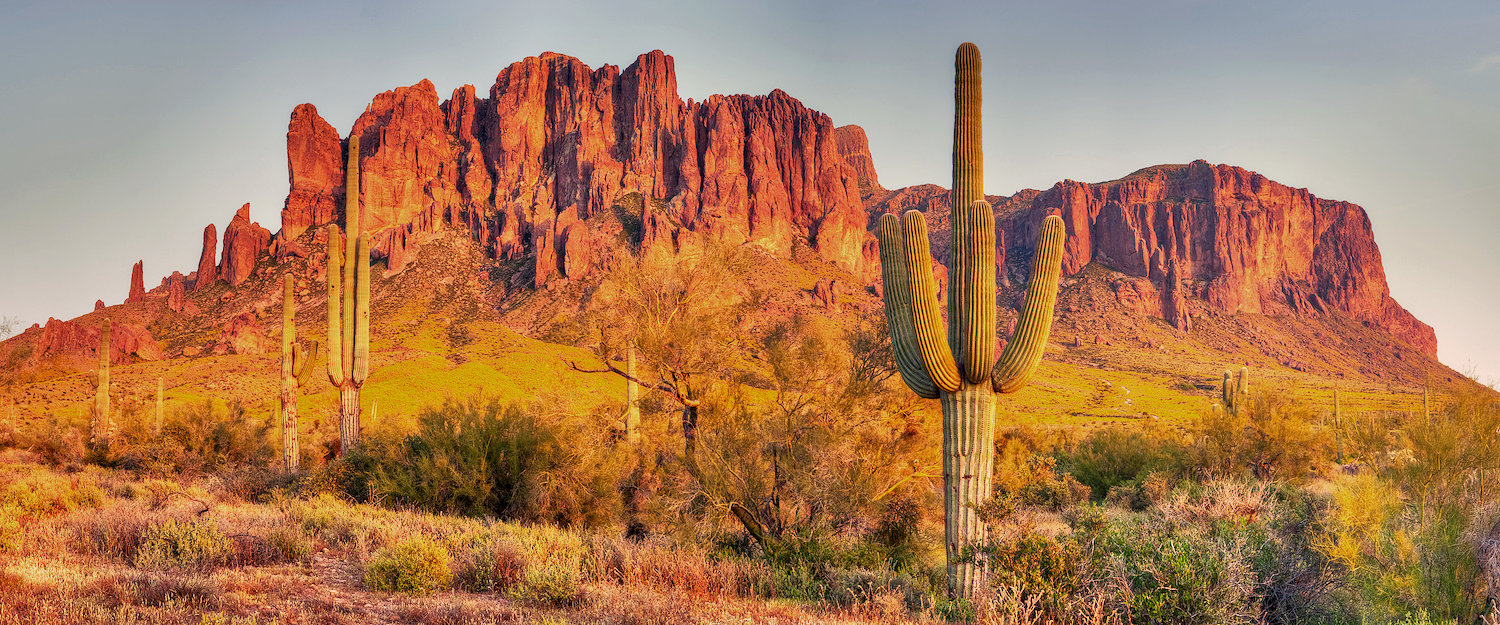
341 135 360 382
900 210 963 393
992 214 1065 394
294 340 319 388
326 226 345 386
876 213 941 399
950 42 985 377
954 200 995 383
352 232 371 385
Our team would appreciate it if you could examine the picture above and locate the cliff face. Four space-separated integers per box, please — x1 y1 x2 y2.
276 50 868 283
866 160 1436 356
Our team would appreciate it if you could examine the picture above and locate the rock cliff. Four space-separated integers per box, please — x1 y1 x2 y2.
866 161 1436 356
277 50 868 284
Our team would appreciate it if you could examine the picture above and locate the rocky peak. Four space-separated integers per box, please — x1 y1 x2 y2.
834 125 881 196
220 204 271 287
125 260 145 304
281 103 344 244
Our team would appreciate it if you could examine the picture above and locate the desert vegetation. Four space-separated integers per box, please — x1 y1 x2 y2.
1 361 1496 624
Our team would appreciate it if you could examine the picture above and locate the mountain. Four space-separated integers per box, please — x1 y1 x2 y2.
857 160 1436 357
0 50 1467 431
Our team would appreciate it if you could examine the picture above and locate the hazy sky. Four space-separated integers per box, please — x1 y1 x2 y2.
1 1 1496 385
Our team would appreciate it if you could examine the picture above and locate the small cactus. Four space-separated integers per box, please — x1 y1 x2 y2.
876 42 1066 601
326 134 371 456
1222 367 1249 415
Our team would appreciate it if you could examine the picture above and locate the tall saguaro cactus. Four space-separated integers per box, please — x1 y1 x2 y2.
326 135 372 456
281 273 319 472
90 318 112 451
876 42 1067 600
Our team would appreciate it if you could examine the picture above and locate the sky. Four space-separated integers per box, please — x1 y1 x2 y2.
0 1 1496 385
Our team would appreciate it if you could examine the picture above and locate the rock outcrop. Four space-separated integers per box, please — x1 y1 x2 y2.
125 261 145 304
280 104 344 245
834 125 881 195
194 224 218 290
220 204 271 287
30 317 161 367
867 161 1435 356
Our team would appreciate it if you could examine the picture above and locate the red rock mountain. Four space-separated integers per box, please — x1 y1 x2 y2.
72 49 1433 369
278 51 868 284
864 161 1436 356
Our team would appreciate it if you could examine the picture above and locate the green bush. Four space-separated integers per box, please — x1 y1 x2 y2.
365 536 452 595
1095 517 1260 625
1064 426 1186 500
356 396 624 528
982 531 1084 606
0 471 105 519
116 400 276 478
133 518 231 570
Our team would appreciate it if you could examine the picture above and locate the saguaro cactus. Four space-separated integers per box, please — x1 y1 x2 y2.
281 273 319 472
876 42 1067 600
326 135 372 456
90 319 112 450
1222 367 1249 415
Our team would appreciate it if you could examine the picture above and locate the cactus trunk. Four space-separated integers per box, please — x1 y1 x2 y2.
942 381 996 598
875 43 1066 601
339 385 360 451
281 273 299 473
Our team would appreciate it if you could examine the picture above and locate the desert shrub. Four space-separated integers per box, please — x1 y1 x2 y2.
63 501 154 561
133 517 231 570
1095 516 1261 625
982 530 1085 608
116 400 275 478
990 432 1092 516
366 536 452 595
1193 391 1328 481
21 418 86 469
1105 471 1174 512
505 525 584 606
360 396 625 528
1064 426 1187 500
0 470 104 519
